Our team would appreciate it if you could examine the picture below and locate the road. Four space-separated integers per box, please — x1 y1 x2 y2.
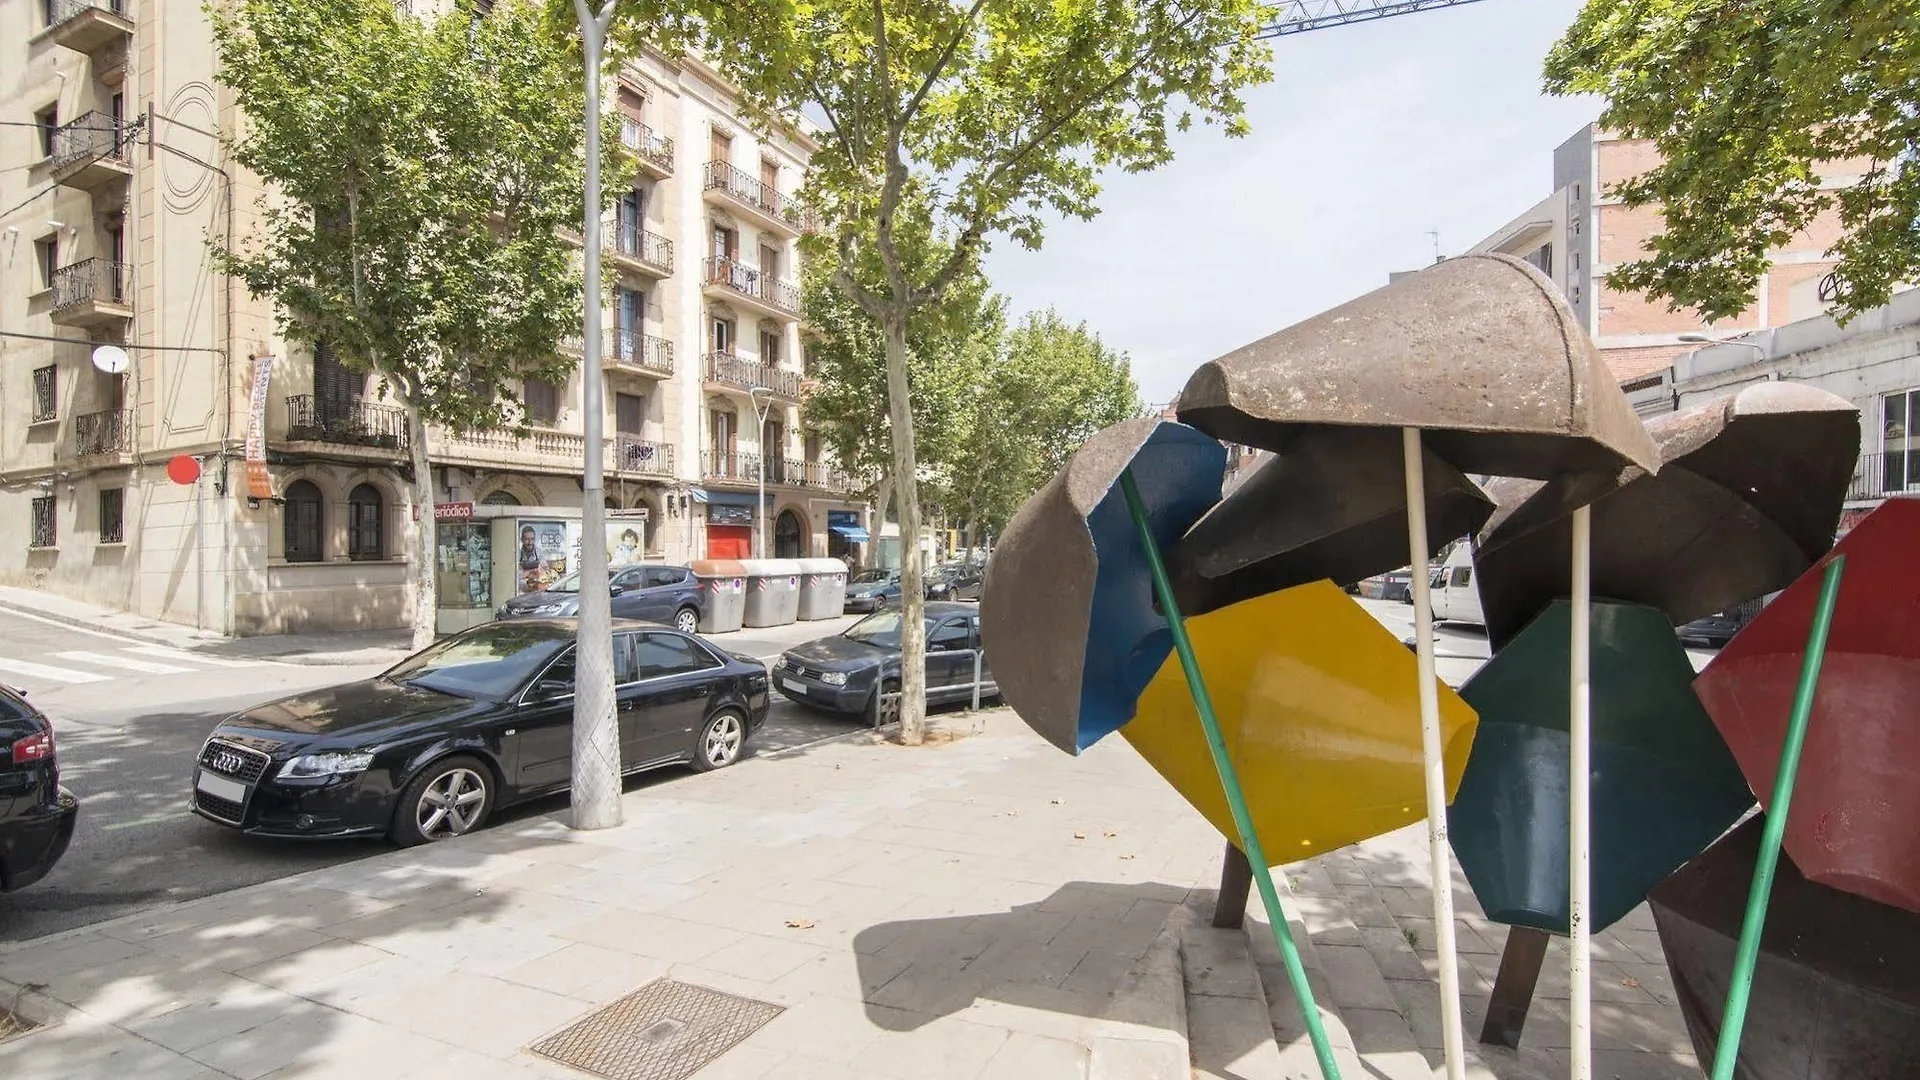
0 608 877 943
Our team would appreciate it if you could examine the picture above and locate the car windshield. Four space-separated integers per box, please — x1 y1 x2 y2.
381 625 569 699
543 572 580 594
851 569 892 584
843 611 934 648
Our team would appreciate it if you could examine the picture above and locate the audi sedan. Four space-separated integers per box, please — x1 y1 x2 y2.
190 620 769 846
1 683 77 892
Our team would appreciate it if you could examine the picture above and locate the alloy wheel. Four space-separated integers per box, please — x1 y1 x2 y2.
703 713 744 767
417 767 486 840
675 609 699 634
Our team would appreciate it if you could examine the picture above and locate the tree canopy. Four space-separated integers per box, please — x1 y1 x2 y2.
1546 0 1920 320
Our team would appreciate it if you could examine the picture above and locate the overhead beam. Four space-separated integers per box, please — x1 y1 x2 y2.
1259 0 1493 39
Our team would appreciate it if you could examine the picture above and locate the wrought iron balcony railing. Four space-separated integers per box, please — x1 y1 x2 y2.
704 351 804 399
609 436 673 477
1849 451 1920 502
612 224 673 273
702 256 800 316
51 258 132 312
73 409 132 457
610 329 673 376
48 111 135 171
702 160 806 230
48 0 128 28
285 395 410 452
619 117 674 174
702 450 763 483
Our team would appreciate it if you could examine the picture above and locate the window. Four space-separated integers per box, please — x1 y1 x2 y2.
347 484 384 561
633 632 718 678
99 488 124 544
1449 566 1472 588
645 567 685 587
30 496 55 549
283 480 323 563
709 129 731 168
34 105 57 157
1881 390 1920 493
929 619 971 651
613 633 639 684
615 287 643 336
34 236 57 291
711 316 734 354
31 365 57 422
805 434 821 463
523 379 560 425
759 243 780 280
760 159 779 196
534 649 576 698
759 328 781 367
1523 243 1552 277
613 567 649 590
481 490 520 506
615 392 645 435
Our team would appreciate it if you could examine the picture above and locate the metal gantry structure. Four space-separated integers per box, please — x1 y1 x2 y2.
1260 0 1492 38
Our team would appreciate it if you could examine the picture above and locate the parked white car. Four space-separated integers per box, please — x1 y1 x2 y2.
1427 542 1485 627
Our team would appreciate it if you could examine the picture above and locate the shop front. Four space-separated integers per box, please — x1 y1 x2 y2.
704 492 758 559
434 503 584 635
827 508 868 565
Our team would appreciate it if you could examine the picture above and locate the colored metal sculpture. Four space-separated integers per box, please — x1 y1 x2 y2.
1475 382 1859 650
1649 814 1920 1080
1694 498 1920 915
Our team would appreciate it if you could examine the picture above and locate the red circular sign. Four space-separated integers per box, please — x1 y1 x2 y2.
166 455 201 486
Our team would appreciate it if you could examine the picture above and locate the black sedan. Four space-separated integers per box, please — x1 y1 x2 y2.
774 602 996 726
190 620 769 846
1 683 77 892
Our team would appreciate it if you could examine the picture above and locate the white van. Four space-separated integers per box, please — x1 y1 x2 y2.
1426 542 1485 627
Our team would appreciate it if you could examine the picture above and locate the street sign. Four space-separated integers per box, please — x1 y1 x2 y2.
165 455 201 486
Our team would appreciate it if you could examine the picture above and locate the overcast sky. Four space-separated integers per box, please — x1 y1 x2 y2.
982 0 1600 407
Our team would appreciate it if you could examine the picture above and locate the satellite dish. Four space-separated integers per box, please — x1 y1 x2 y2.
91 345 130 375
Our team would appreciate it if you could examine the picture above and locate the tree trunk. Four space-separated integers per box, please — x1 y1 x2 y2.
404 405 437 651
883 312 927 746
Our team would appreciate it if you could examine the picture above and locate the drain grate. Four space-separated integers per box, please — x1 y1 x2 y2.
529 979 784 1080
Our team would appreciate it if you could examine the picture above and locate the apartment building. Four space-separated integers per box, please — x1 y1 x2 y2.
1469 122 1859 386
1 1 862 636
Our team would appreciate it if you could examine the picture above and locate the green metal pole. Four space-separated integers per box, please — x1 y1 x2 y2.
1120 470 1344 1080
1709 554 1847 1080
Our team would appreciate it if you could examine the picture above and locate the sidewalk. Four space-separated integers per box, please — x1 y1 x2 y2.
0 585 867 668
0 709 1222 1080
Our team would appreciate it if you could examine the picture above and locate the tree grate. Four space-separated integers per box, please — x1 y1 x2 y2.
528 978 783 1080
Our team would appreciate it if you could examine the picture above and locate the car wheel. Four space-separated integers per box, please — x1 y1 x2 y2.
673 607 700 634
691 709 747 771
865 678 901 728
391 755 493 847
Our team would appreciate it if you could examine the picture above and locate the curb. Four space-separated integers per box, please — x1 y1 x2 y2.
1089 901 1193 1080
0 597 200 650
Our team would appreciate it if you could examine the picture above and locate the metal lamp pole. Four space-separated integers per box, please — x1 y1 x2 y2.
750 386 774 558
569 0 622 832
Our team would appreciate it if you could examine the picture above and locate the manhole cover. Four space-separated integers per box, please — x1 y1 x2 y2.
529 979 783 1080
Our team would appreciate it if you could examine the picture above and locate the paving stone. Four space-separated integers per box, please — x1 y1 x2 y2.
976 1030 1090 1080
850 1014 1011 1080
1313 944 1400 1011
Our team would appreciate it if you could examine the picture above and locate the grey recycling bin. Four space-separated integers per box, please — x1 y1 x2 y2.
796 558 848 620
690 559 747 634
741 559 803 627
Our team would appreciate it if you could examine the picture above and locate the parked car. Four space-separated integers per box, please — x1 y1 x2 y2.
775 602 997 726
1426 544 1486 627
929 562 985 601
844 568 902 613
189 619 768 846
1359 570 1414 602
499 563 703 634
1 683 77 892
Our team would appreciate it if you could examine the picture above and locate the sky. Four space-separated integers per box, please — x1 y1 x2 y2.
981 0 1601 408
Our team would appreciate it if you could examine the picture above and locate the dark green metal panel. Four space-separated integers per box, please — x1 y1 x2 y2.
1450 599 1755 934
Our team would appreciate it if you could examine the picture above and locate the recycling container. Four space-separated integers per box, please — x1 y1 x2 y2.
690 559 747 634
741 558 803 627
796 558 849 620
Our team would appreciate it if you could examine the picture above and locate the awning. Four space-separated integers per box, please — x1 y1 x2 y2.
688 488 710 503
831 524 871 542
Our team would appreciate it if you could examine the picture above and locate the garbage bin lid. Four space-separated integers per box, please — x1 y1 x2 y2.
798 557 849 574
691 559 747 577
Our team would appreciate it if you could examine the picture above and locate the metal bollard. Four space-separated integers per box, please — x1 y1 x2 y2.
971 650 983 711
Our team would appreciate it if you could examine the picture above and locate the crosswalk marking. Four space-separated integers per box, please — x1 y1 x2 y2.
122 644 272 668
0 657 113 685
53 650 195 675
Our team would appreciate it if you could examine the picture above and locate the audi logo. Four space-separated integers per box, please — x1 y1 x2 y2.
211 751 247 774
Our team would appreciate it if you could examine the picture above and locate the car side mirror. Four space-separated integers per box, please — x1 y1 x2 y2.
531 679 572 701
609 584 625 597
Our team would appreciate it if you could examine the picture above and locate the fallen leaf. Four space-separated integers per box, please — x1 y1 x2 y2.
1620 976 1640 989
1103 829 1119 838
1120 854 1136 861
1073 830 1087 840
1006 810 1020 817
786 919 817 929
1050 797 1065 805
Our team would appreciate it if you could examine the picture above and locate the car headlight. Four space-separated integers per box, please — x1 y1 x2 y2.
277 751 375 779
821 671 849 686
532 602 572 616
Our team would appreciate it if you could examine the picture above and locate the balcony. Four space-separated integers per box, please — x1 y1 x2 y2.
619 117 674 179
48 112 136 192
702 450 763 486
609 436 674 479
284 395 410 454
610 329 673 378
49 259 133 329
1848 451 1920 502
43 0 133 56
779 459 860 492
430 426 590 475
702 160 807 237
699 452 855 491
705 351 803 400
702 256 800 320
73 409 133 460
610 223 672 277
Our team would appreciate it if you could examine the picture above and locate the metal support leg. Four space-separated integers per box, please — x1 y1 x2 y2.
1213 842 1253 929
1480 925 1551 1049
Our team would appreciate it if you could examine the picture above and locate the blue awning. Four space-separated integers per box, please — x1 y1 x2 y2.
688 488 710 503
831 524 871 542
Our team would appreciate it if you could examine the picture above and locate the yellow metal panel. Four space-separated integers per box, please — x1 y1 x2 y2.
1122 581 1479 861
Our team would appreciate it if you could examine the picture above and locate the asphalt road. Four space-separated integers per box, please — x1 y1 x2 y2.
0 609 876 943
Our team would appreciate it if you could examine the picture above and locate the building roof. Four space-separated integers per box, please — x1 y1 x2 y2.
1602 343 1692 386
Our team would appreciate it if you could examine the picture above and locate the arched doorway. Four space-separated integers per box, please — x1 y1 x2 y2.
774 509 804 558
480 490 520 506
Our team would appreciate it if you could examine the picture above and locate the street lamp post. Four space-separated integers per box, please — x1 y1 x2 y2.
569 0 621 833
750 386 774 558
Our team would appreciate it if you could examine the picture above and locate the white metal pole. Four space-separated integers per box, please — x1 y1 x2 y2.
1402 427 1467 1080
1569 505 1594 1078
751 388 771 558
569 0 622 832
